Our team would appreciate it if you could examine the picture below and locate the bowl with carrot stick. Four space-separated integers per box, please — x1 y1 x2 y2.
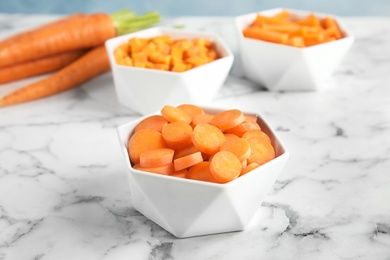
235 8 354 91
117 104 289 238
105 27 234 115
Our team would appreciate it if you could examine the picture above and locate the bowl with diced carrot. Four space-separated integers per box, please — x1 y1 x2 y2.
105 27 234 115
235 8 354 91
117 104 289 238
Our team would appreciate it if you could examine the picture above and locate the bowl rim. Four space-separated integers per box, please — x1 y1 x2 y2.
234 7 354 50
117 105 289 188
105 26 234 76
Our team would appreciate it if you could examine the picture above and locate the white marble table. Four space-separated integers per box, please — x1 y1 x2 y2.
1 14 390 260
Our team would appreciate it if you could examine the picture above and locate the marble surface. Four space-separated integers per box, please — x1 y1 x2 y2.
1 14 390 260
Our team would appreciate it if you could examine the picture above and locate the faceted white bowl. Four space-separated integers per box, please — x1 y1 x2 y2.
117 106 289 238
235 8 354 91
105 27 234 115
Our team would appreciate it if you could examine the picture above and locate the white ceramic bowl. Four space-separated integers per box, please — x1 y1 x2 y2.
235 8 354 91
105 27 234 115
117 106 289 238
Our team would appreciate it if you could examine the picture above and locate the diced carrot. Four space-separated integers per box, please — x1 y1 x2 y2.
240 162 259 176
135 115 168 133
173 151 203 171
172 62 188 72
187 161 218 183
161 105 192 124
129 37 148 53
211 109 245 132
210 151 242 183
185 56 209 67
192 123 226 154
322 16 343 39
242 129 272 144
128 129 166 164
220 136 251 162
246 136 276 166
133 162 175 175
177 104 205 119
225 121 261 137
161 121 193 149
139 148 174 168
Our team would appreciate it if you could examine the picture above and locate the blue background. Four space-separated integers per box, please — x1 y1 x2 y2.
0 0 389 16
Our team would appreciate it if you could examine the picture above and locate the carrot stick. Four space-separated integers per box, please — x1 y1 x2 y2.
139 148 174 168
0 13 116 68
210 151 242 183
0 50 86 84
243 27 289 44
173 151 203 171
128 129 167 164
0 45 109 107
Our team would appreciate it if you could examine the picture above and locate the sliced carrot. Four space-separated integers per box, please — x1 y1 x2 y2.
173 151 203 171
211 109 245 132
161 121 193 149
170 169 187 178
139 148 174 168
177 104 205 119
244 114 258 123
173 143 199 160
220 137 251 162
192 123 226 154
242 130 272 144
240 162 259 176
192 113 215 127
134 115 168 133
225 121 261 137
247 136 276 166
128 129 166 164
210 151 242 183
161 105 192 124
187 161 218 183
133 162 174 175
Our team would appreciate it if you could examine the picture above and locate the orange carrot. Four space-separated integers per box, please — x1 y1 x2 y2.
240 162 259 176
220 137 251 162
173 151 203 171
192 123 226 154
243 27 289 44
0 13 116 68
247 136 276 166
210 151 242 183
134 115 168 133
0 45 110 107
177 104 205 119
133 162 175 175
225 122 261 137
139 148 174 168
128 129 167 164
161 105 192 124
211 109 245 132
170 168 188 178
187 161 218 183
242 130 272 144
0 50 86 84
192 113 215 127
244 114 258 123
161 121 193 149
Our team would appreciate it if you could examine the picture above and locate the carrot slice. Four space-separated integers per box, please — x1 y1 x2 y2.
210 151 242 183
128 129 166 164
192 113 215 127
187 161 218 183
161 105 192 124
139 148 174 168
173 151 203 171
220 137 251 162
240 163 259 176
161 121 193 149
173 143 199 160
244 114 258 123
242 130 271 144
177 104 205 119
225 122 261 137
192 123 226 154
211 109 245 132
246 136 276 166
133 162 174 175
135 115 168 133
170 169 187 178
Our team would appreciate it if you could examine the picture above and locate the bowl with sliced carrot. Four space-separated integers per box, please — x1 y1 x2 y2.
235 8 354 91
117 104 289 238
105 27 234 115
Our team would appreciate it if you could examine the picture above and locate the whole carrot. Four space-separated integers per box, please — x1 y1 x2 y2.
0 46 109 107
0 50 86 84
